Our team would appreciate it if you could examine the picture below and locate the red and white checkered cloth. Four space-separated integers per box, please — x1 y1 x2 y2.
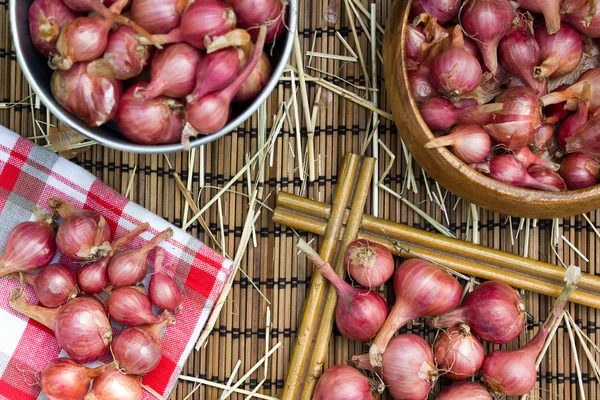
0 125 233 399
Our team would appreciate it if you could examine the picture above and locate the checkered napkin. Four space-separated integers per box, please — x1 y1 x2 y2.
0 125 233 399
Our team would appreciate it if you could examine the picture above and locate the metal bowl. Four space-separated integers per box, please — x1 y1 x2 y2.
10 0 297 154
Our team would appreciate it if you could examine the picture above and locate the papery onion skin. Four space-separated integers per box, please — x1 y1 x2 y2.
541 68 600 109
225 0 286 43
534 24 584 79
40 358 107 400
312 365 379 400
50 197 113 261
410 0 461 24
130 0 187 34
559 153 600 190
354 334 438 400
29 0 80 56
87 27 152 80
425 124 491 164
460 0 514 73
419 97 502 131
83 368 142 400
51 62 123 127
112 316 172 375
148 248 182 313
369 259 462 367
516 0 561 34
343 239 394 288
429 281 525 344
0 218 56 277
181 0 237 50
527 165 567 191
108 286 167 326
433 324 485 380
437 382 492 400
117 83 184 145
135 43 201 100
31 263 78 308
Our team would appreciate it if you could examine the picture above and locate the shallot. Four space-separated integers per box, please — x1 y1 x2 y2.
117 83 184 145
28 0 79 56
534 24 584 79
527 166 567 191
297 240 387 342
425 124 491 164
50 63 123 127
108 286 168 326
406 25 427 64
180 0 237 50
419 97 502 131
49 198 113 261
130 0 187 34
112 315 174 375
409 0 461 24
437 382 492 400
460 0 514 73
312 365 380 400
10 264 78 308
186 48 241 104
513 147 560 171
433 324 484 380
540 68 600 110
559 153 600 189
0 213 56 277
369 259 462 367
108 228 173 288
40 358 107 400
515 0 561 34
225 0 286 43
149 248 182 313
84 368 143 400
481 266 581 396
342 239 394 288
562 3 600 38
565 116 600 158
235 47 272 102
354 334 438 400
135 44 201 100
558 82 592 150
483 87 541 150
530 124 555 151
490 154 561 190
10 294 112 363
429 280 526 344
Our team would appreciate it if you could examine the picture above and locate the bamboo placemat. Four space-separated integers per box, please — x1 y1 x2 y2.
2 0 600 399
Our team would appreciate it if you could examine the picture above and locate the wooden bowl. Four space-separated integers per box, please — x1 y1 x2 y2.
383 0 600 219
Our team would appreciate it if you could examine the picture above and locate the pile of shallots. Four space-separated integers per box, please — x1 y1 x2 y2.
29 0 286 149
301 238 581 400
0 199 183 400
408 0 600 192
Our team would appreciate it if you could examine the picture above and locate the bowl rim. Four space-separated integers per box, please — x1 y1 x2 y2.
383 0 600 218
10 0 298 154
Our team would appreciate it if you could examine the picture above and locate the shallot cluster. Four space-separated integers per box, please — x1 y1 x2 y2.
28 0 286 148
410 2 600 192
0 199 184 399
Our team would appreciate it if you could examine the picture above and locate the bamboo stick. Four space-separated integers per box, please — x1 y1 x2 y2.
300 157 376 399
280 154 360 400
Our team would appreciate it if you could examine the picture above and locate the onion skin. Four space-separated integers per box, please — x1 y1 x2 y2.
87 27 152 80
406 25 427 63
84 369 142 400
369 259 462 367
51 62 123 127
534 24 583 79
108 286 167 326
0 218 56 277
409 0 461 24
28 0 79 56
514 146 560 171
541 68 600 110
117 83 184 145
343 239 394 288
130 0 187 34
433 324 484 380
437 382 492 400
312 365 379 400
419 97 503 131
354 334 438 400
112 316 173 375
527 165 567 191
425 124 491 164
148 248 182 313
429 281 525 344
50 198 113 262
10 294 112 363
460 0 514 73
40 358 107 400
565 117 600 159
516 0 561 34
181 0 237 50
409 66 438 103
225 0 286 43
559 153 600 190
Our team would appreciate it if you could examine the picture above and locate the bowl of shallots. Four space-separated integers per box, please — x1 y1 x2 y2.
384 0 600 218
10 0 296 153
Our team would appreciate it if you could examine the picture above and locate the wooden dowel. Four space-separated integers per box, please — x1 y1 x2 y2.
272 195 600 309
300 157 376 399
275 192 600 295
280 154 360 400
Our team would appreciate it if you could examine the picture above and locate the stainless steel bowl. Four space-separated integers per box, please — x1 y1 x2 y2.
10 0 297 154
